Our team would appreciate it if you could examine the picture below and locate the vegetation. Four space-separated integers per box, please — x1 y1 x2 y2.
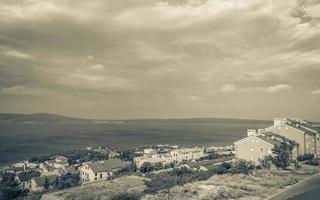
298 154 315 161
199 152 221 160
119 149 136 161
61 150 109 164
272 140 295 170
144 162 250 195
306 158 320 166
55 173 80 189
140 162 165 173
230 160 253 174
29 155 51 163
0 173 28 200
145 164 320 200
110 192 140 200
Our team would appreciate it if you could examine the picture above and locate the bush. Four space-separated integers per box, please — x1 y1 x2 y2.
0 173 28 200
298 154 314 161
306 159 320 166
28 155 51 163
231 160 251 174
272 141 295 169
111 192 140 200
145 174 178 194
214 162 231 175
55 173 80 189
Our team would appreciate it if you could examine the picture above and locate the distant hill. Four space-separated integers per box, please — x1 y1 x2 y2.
127 118 271 124
0 113 97 124
0 113 272 124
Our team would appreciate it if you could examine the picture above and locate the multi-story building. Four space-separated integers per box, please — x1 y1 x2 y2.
265 118 320 156
134 147 205 168
234 130 298 164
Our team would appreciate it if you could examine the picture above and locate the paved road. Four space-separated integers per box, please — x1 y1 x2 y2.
270 173 320 200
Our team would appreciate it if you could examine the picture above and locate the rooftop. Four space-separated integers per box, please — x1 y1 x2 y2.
17 171 40 182
33 175 58 186
87 159 127 173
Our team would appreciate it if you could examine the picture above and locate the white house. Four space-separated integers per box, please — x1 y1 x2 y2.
79 159 128 183
134 147 205 168
45 156 69 169
30 175 58 192
15 171 40 190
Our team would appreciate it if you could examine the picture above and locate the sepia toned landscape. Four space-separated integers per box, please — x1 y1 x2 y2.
1 0 320 200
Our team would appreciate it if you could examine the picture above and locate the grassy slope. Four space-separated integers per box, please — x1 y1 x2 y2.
41 176 146 200
142 165 320 200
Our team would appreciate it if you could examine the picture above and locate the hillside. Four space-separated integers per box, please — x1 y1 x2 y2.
0 113 93 124
0 112 273 125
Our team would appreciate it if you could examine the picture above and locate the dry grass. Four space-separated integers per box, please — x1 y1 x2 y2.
142 164 320 200
41 176 146 200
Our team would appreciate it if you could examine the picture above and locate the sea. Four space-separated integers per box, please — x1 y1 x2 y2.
0 119 271 167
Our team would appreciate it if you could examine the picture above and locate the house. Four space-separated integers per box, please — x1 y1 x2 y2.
45 156 69 169
79 159 128 183
15 171 40 190
134 147 205 168
6 165 32 175
30 175 58 192
234 130 298 164
265 118 320 156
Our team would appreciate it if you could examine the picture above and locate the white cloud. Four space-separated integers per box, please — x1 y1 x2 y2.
221 84 236 93
266 84 291 93
311 89 320 95
2 50 33 59
88 64 105 71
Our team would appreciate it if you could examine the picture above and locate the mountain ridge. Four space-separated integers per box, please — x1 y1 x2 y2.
0 112 273 124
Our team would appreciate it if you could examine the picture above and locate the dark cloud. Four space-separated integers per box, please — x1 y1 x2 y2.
0 0 320 120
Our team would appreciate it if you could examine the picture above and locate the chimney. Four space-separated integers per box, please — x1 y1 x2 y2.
247 129 257 136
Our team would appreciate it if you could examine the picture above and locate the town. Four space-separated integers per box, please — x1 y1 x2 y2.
1 118 320 200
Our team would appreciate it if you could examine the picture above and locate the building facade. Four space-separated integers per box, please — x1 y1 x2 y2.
134 147 205 168
266 118 320 156
234 131 298 164
15 171 40 190
30 175 58 192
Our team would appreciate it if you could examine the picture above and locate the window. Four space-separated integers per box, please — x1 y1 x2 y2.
260 148 263 151
95 173 97 176
100 174 102 179
95 177 97 180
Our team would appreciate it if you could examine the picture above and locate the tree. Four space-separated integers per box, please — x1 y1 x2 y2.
271 140 295 170
44 177 50 190
260 155 273 169
0 173 28 200
56 173 80 189
231 160 250 174
140 162 154 173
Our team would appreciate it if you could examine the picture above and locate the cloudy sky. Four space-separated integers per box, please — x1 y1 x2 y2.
0 0 320 120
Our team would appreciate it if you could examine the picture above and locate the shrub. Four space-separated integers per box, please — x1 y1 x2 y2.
0 173 28 200
298 154 315 161
272 140 295 169
231 160 250 174
111 192 140 200
306 159 320 166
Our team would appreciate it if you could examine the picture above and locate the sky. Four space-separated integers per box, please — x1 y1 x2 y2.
0 0 320 120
